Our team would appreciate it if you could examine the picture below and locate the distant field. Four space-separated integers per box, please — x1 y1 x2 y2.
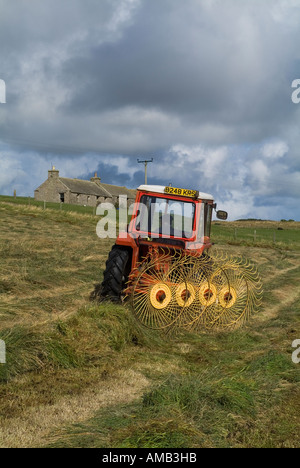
0 195 97 215
212 220 300 250
0 201 299 448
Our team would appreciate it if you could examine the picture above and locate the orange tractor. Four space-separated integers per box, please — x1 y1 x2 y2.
96 184 262 332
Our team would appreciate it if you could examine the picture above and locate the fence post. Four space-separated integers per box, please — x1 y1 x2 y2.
43 201 46 210
254 229 256 242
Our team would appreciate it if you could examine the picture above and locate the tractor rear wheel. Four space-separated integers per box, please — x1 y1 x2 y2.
97 246 130 302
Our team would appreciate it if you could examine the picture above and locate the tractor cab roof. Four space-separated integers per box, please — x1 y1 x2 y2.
137 185 214 201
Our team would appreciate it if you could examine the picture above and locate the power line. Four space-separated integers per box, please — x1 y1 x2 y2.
137 158 153 185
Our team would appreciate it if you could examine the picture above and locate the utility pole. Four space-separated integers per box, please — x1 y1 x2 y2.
137 158 153 185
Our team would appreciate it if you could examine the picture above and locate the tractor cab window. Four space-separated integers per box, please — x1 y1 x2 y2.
204 203 213 237
136 195 195 239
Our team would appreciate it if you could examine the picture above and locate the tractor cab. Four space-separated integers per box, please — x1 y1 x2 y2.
127 184 225 254
113 184 227 275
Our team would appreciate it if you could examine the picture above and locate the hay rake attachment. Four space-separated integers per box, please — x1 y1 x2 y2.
128 249 263 333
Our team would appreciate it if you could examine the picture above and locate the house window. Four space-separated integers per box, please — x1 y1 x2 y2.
59 193 65 203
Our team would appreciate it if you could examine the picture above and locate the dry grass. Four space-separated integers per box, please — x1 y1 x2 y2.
0 202 299 448
0 202 114 329
0 369 149 448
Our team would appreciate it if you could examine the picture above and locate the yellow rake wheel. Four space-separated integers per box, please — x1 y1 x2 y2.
181 253 263 332
218 286 237 309
130 251 190 331
173 254 213 329
150 283 172 309
184 276 218 332
175 282 196 308
201 254 263 330
198 282 217 307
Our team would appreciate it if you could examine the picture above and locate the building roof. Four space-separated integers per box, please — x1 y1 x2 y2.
59 178 112 197
60 177 136 199
100 183 136 199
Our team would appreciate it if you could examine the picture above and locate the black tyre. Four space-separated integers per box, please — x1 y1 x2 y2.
95 245 130 302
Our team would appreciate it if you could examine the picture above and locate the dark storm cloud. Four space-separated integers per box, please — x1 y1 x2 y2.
86 161 132 187
1 0 299 151
58 0 296 141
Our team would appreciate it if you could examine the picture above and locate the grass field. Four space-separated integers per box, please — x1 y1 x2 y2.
0 195 98 215
0 199 299 448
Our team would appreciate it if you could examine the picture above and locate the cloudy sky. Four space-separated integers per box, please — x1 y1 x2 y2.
0 0 300 220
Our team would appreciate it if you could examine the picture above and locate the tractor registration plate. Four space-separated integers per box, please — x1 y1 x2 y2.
164 186 199 198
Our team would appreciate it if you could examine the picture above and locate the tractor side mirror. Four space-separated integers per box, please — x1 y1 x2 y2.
216 210 228 220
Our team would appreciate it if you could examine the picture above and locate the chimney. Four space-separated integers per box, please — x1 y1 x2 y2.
90 171 101 185
48 165 59 179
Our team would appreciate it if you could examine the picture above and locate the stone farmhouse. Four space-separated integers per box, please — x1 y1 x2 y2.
34 167 136 207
